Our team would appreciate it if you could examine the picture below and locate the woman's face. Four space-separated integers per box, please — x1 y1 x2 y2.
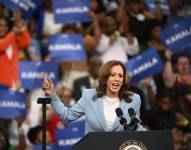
106 65 124 97
0 19 9 38
177 56 190 75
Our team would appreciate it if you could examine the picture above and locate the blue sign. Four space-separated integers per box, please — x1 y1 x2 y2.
0 0 42 20
52 0 91 23
19 61 59 90
0 88 26 119
125 48 164 85
145 0 170 15
56 120 85 150
160 17 191 53
48 34 86 61
33 144 56 150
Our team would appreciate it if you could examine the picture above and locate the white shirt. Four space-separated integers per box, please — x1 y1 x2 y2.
96 34 139 64
103 96 120 130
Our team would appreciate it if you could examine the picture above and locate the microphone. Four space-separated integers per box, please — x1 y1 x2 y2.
115 108 128 130
128 108 139 130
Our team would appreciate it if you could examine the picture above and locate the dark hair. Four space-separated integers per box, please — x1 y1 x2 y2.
157 90 171 101
93 60 132 102
127 0 142 4
27 125 42 144
0 15 12 31
176 53 190 63
0 130 10 150
146 19 163 41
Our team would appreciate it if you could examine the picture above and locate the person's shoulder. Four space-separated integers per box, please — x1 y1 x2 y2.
82 88 96 95
130 92 141 104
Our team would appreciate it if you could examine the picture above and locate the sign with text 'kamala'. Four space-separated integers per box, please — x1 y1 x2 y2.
160 17 191 53
19 61 58 90
48 34 86 61
125 48 163 85
53 0 90 23
145 0 170 15
0 0 42 20
0 88 26 119
56 120 85 150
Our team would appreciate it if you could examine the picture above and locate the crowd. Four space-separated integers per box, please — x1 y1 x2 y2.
0 0 191 150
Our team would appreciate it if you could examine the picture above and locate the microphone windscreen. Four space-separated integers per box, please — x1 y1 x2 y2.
128 108 135 117
115 108 123 117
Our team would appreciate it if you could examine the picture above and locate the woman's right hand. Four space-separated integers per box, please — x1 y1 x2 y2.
42 73 55 96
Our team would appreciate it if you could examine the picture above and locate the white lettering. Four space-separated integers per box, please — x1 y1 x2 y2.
49 44 82 51
128 58 158 77
58 137 81 146
0 101 25 109
21 72 55 79
166 27 191 45
56 6 89 14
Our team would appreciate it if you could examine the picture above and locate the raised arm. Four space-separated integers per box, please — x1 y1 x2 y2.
162 51 176 87
42 74 85 122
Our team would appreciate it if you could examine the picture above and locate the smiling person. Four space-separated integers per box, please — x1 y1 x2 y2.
42 60 145 134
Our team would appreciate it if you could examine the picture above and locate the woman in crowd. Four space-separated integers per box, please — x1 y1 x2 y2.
0 11 31 90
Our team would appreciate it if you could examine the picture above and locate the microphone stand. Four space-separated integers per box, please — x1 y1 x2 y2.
37 98 51 150
127 118 139 131
119 117 129 131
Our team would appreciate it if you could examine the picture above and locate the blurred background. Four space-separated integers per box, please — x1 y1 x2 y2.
0 0 191 149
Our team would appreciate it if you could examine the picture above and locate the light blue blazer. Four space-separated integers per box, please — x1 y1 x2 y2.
49 89 145 134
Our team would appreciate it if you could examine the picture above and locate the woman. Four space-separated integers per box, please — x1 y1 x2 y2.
0 12 31 89
42 60 145 134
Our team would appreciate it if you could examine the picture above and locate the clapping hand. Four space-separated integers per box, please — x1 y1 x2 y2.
42 73 55 96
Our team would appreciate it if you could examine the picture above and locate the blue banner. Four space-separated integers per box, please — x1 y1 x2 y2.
33 144 56 150
48 34 86 61
52 0 91 23
145 0 170 15
0 88 26 119
56 120 85 150
0 0 42 20
125 48 164 85
19 61 59 90
160 17 191 53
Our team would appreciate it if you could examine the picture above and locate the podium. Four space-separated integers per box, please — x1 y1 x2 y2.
73 131 174 150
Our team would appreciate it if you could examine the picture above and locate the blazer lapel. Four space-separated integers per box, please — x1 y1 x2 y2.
93 97 107 131
111 100 127 131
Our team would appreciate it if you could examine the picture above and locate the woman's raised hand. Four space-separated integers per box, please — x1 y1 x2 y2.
42 73 55 96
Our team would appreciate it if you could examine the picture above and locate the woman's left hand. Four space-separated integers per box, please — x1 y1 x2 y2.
42 73 55 96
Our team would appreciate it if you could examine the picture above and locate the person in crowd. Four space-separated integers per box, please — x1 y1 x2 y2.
42 60 146 134
0 126 26 150
163 53 191 122
118 0 164 46
0 11 31 90
167 0 191 25
73 55 102 101
27 125 53 145
145 91 176 130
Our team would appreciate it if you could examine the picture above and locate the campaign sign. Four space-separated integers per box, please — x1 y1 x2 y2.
19 61 58 90
52 0 91 23
0 0 42 19
160 17 191 53
56 120 85 150
125 48 163 85
0 88 26 119
33 144 56 150
48 34 86 61
145 0 170 15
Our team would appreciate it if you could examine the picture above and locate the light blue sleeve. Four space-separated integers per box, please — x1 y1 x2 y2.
49 92 86 122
